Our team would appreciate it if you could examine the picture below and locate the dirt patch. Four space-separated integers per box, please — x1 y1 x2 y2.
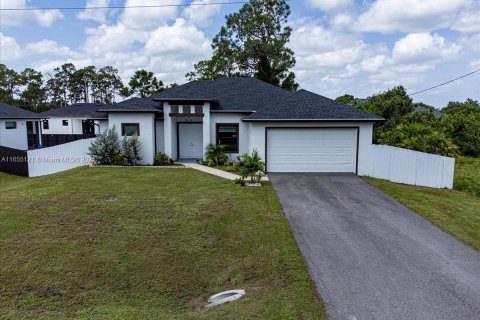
102 195 118 202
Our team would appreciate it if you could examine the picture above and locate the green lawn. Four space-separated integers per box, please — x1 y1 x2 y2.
454 157 480 196
0 167 325 319
364 176 480 251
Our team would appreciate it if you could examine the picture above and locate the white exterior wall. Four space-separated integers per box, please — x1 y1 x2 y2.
210 113 250 159
98 120 109 134
42 118 108 135
108 113 156 165
248 122 374 176
0 119 28 150
155 120 164 153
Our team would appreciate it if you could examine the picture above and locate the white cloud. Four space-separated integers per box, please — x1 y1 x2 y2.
392 33 461 65
356 0 469 33
182 0 222 27
453 4 480 33
120 0 181 31
0 33 22 63
307 0 352 11
25 40 73 56
77 0 112 24
0 0 63 27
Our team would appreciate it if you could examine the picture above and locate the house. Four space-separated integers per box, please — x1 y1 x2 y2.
99 77 382 174
0 102 43 150
39 103 110 146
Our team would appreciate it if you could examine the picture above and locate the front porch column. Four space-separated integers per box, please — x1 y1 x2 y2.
202 102 211 160
164 102 173 158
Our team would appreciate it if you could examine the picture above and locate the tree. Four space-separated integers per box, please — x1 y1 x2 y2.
120 69 164 98
0 64 21 104
378 111 457 157
186 0 298 91
92 66 124 104
46 63 77 106
19 68 46 111
358 86 414 142
441 99 480 156
72 66 97 103
335 94 356 105
205 143 228 166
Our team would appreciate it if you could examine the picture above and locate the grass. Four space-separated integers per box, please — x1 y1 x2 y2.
0 167 325 319
454 157 480 196
364 177 480 251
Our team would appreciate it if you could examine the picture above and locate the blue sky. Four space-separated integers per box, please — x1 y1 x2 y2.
1 0 479 107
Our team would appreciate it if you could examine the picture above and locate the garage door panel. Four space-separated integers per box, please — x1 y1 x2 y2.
267 128 357 173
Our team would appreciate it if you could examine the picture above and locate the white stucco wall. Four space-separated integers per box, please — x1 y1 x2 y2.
42 117 108 135
247 121 374 175
0 119 28 150
155 120 164 153
108 112 156 165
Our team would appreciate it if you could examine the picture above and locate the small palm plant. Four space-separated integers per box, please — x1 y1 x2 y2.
205 143 229 167
239 149 265 184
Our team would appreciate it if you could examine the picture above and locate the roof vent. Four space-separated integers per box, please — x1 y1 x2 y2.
206 289 245 308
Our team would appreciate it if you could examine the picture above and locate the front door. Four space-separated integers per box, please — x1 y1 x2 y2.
178 123 203 159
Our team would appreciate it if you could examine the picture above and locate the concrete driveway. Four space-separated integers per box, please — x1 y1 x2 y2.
269 173 480 320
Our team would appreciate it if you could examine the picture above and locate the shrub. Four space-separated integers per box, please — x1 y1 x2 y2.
238 149 265 184
88 127 122 165
154 152 173 166
122 135 142 166
205 143 229 166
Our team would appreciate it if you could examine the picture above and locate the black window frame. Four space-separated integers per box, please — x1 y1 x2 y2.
5 121 17 130
121 123 140 136
216 123 239 153
43 120 49 130
62 120 69 126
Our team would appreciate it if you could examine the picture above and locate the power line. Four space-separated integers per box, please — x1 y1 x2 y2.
0 1 251 11
409 68 480 96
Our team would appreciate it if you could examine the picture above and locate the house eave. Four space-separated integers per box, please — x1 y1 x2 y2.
242 118 385 122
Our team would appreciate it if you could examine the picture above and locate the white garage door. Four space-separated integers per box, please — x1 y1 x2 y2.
266 128 358 173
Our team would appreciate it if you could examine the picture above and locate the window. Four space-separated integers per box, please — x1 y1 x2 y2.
43 120 49 130
5 121 16 129
216 123 239 153
121 123 140 136
62 120 68 126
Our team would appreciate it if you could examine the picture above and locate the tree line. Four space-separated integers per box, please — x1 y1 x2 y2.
0 63 174 112
336 88 480 157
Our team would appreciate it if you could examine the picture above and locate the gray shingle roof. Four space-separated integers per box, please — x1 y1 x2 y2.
39 103 111 119
152 77 290 112
102 97 160 112
0 102 42 119
243 89 384 121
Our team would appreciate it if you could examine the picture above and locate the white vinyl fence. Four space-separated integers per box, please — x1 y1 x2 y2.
27 138 94 177
368 145 455 189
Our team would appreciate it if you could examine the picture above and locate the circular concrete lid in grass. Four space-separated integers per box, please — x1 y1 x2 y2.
206 289 245 308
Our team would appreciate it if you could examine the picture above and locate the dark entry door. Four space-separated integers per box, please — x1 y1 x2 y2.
26 121 39 149
82 120 95 135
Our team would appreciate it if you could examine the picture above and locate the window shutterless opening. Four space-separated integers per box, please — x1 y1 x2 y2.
62 120 68 126
121 123 140 136
216 123 239 153
43 120 49 130
5 121 17 129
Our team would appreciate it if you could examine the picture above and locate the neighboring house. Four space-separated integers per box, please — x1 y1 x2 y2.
0 102 43 150
39 103 110 146
97 77 382 174
414 104 442 118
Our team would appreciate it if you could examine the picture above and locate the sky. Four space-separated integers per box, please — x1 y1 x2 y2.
0 0 479 108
